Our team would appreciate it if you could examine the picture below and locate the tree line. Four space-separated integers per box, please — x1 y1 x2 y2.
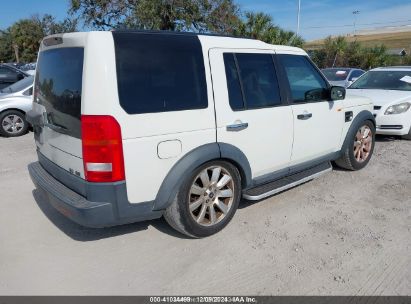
2 0 409 69
0 15 78 62
309 36 411 70
0 0 304 63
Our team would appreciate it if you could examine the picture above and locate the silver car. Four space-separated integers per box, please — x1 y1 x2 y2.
322 68 365 88
0 75 34 137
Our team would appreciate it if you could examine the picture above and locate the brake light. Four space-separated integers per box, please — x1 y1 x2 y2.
81 115 125 182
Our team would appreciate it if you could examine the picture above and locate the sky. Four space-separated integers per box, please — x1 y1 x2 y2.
1 0 411 41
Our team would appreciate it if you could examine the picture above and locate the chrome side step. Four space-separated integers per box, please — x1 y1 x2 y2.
243 163 332 201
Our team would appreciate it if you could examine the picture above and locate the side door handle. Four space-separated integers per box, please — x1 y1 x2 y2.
297 113 313 120
226 122 248 132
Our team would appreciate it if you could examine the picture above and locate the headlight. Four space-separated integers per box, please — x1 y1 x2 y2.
384 102 411 115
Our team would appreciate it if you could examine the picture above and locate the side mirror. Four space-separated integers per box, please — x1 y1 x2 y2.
330 86 346 101
17 73 25 81
351 77 358 82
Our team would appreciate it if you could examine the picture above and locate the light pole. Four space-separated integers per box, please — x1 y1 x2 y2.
353 10 360 36
297 0 301 36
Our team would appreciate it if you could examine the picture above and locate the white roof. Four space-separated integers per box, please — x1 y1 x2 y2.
198 34 307 55
42 31 307 56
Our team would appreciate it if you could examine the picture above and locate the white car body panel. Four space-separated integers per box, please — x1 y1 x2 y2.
347 87 411 136
0 76 34 115
208 47 294 179
290 101 344 165
0 95 32 114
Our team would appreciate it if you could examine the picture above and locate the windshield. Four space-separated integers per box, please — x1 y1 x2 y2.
322 68 350 81
0 75 34 93
349 70 411 91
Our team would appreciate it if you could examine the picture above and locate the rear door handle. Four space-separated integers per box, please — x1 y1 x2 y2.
226 122 248 132
297 113 313 120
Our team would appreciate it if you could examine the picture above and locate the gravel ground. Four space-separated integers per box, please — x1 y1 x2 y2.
0 133 410 295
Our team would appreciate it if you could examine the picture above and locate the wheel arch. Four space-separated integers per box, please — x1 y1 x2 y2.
341 110 376 153
152 142 252 211
0 108 27 116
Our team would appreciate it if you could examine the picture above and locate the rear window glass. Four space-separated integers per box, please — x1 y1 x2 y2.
112 32 208 114
35 47 84 138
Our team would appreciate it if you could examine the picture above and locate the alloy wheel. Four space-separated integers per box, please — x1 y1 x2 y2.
354 125 373 162
188 166 235 226
2 115 25 135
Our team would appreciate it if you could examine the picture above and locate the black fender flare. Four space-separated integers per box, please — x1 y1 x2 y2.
152 142 252 211
218 142 252 189
341 110 376 154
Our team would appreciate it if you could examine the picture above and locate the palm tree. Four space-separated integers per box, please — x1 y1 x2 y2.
235 12 304 47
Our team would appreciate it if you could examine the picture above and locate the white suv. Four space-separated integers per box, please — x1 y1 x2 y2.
27 31 375 237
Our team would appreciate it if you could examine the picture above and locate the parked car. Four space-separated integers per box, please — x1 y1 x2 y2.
20 62 36 76
347 66 411 139
27 31 375 238
322 68 365 88
0 75 34 137
0 64 29 90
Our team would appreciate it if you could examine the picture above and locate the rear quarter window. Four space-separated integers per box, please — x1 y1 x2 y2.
112 32 208 114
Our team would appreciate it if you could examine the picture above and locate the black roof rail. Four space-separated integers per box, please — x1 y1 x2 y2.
111 29 257 41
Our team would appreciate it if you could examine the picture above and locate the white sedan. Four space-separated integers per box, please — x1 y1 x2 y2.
0 75 34 137
347 67 411 139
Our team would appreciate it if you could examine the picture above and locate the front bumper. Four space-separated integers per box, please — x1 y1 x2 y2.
374 111 411 136
28 156 163 228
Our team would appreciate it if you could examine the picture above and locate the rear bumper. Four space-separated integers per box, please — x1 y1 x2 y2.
28 157 163 228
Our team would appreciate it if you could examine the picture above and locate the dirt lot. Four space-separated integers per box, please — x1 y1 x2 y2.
0 133 410 295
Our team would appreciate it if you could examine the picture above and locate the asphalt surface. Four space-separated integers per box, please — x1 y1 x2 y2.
0 133 410 295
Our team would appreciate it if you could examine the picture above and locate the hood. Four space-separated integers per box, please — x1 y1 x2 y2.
346 89 411 107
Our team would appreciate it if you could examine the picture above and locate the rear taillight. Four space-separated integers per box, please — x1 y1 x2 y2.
81 115 125 183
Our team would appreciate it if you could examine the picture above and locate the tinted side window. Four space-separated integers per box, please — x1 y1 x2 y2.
349 70 364 80
113 33 208 114
223 53 244 110
237 54 281 109
278 55 328 103
223 53 281 110
0 67 16 78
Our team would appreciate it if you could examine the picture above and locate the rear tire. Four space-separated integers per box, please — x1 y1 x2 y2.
0 110 29 137
164 160 242 238
335 120 375 171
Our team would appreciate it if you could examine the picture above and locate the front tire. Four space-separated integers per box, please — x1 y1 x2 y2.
164 160 242 238
335 120 375 170
0 110 29 137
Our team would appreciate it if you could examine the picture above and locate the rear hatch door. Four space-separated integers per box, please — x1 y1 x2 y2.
33 42 85 178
